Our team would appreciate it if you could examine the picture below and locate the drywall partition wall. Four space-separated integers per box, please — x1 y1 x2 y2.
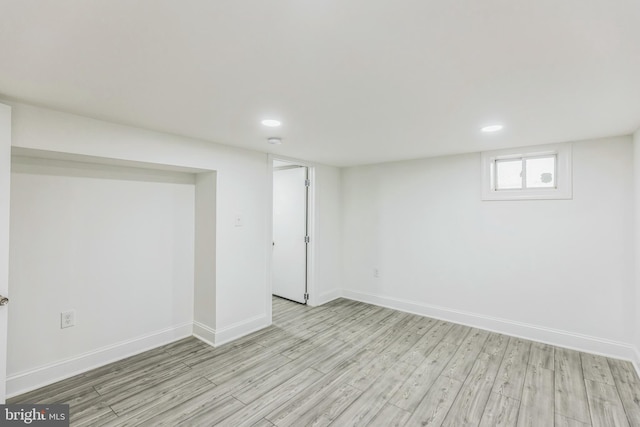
635 128 640 365
7 102 269 345
193 172 217 344
0 103 11 402
342 136 635 359
7 157 196 396
313 164 342 305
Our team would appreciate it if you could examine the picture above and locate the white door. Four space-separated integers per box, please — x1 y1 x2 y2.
272 166 308 304
0 103 12 402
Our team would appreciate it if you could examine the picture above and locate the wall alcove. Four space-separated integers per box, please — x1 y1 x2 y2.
7 147 217 397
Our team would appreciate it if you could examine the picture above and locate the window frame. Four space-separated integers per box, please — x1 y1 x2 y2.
481 142 572 201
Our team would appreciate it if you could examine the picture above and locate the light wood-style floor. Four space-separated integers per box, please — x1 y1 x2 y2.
10 297 640 426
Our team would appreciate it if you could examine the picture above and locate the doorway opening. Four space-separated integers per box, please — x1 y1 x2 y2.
272 159 311 305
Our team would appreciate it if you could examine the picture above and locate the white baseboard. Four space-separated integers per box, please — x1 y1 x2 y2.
633 347 640 380
193 321 216 347
6 322 193 399
311 289 342 306
193 315 269 347
342 289 639 364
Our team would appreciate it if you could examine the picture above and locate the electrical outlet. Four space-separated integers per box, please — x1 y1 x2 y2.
61 310 75 329
373 268 380 278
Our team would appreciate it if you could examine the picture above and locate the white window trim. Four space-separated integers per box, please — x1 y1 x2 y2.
481 142 572 201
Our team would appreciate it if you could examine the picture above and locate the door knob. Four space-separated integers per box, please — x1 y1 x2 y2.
0 295 8 306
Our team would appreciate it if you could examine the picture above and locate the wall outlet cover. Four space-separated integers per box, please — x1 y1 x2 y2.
61 310 75 329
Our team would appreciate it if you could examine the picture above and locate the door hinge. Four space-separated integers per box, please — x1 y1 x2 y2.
304 293 310 300
304 235 310 243
305 179 311 187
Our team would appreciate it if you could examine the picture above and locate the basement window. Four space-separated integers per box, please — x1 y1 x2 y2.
481 143 572 200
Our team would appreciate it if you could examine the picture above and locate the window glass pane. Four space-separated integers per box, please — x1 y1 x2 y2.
526 156 555 188
495 159 523 190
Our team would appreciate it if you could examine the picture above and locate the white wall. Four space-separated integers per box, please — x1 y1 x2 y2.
342 136 635 359
634 129 640 363
312 164 342 305
8 159 195 379
7 102 269 337
0 104 11 402
193 172 217 345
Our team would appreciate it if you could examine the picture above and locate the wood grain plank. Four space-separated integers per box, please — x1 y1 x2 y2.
262 357 366 426
481 332 510 359
581 353 615 385
492 338 530 399
70 401 117 427
441 323 472 346
312 317 405 374
400 320 453 367
215 368 323 427
249 419 275 427
442 328 490 381
252 329 315 351
411 316 439 336
115 354 286 416
95 362 191 400
585 379 629 427
383 320 434 357
183 341 264 370
517 364 554 427
93 359 183 395
366 403 411 427
529 342 554 371
74 408 119 427
404 374 464 427
555 413 592 426
204 350 287 385
359 314 422 355
283 337 349 365
175 396 245 426
107 371 209 415
608 358 640 425
337 306 398 342
555 348 591 424
98 376 217 427
330 361 416 426
390 340 458 411
346 351 401 391
479 392 520 427
162 337 207 355
232 359 310 404
442 350 505 427
266 381 360 427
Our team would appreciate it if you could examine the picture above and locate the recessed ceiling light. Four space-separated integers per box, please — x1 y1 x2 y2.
261 119 281 127
481 124 504 133
267 137 282 145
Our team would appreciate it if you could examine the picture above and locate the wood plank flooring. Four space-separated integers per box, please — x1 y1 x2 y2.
9 297 640 426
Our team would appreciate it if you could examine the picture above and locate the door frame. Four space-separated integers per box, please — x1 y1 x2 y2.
266 154 316 323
